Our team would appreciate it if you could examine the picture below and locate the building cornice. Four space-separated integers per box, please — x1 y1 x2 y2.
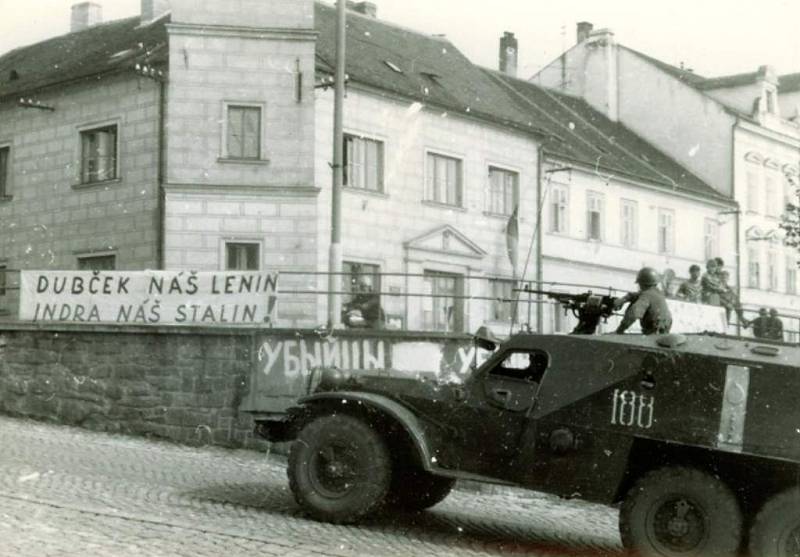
162 183 320 197
737 118 800 149
166 23 317 41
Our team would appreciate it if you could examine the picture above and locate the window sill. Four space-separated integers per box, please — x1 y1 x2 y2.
483 211 513 220
72 178 121 190
422 200 466 212
217 157 271 166
343 186 388 199
0 195 12 202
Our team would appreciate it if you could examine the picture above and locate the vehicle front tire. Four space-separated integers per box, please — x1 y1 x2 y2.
288 414 392 524
387 465 455 511
748 487 800 557
619 466 742 557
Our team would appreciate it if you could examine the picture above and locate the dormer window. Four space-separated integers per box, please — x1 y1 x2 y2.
765 89 776 114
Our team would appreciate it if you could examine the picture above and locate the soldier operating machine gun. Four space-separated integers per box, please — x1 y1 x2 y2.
524 288 616 335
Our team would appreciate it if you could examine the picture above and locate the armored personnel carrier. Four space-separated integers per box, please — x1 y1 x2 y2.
253 293 798 556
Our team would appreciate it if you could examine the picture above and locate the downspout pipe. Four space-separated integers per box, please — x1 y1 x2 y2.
732 117 741 336
157 78 167 270
536 144 544 333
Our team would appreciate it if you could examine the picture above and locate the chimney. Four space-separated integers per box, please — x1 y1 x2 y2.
71 2 102 32
141 0 170 23
576 21 593 43
499 31 518 78
346 1 377 18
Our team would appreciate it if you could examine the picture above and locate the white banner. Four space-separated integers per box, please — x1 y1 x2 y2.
19 270 278 326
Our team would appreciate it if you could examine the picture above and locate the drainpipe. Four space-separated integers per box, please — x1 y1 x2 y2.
157 78 167 269
732 118 741 336
536 145 544 333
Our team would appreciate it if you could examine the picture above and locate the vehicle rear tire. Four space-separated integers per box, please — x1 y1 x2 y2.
748 487 800 557
619 466 742 557
387 464 455 511
288 414 391 524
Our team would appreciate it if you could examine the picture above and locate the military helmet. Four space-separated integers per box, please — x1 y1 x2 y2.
635 267 660 287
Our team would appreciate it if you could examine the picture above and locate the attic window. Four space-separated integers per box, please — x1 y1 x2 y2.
8 70 19 81
384 60 403 73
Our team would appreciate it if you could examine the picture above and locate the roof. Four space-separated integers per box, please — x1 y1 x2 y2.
486 70 729 202
0 15 168 101
0 2 727 203
314 2 549 137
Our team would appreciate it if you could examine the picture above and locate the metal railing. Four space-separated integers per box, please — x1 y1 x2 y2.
1 267 799 340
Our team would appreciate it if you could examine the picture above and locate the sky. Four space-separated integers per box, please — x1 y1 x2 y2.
1 0 799 78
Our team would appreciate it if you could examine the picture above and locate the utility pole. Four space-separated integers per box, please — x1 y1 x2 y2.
327 0 346 328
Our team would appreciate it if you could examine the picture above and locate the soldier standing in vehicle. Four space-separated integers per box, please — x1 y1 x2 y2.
748 307 770 339
767 308 784 341
614 267 673 335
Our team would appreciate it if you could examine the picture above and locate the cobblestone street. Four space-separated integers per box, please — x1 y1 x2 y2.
0 416 621 556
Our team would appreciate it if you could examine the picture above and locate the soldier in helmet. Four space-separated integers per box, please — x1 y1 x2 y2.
614 267 673 335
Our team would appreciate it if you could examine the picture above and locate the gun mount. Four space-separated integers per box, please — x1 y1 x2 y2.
525 289 616 335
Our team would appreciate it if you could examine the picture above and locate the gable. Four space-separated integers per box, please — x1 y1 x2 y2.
404 225 487 259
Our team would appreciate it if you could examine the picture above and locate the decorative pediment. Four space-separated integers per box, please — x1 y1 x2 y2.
404 225 487 259
744 151 764 164
746 226 782 243
783 163 799 177
764 157 781 170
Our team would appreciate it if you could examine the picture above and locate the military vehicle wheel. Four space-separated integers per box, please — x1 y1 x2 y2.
288 414 391 524
620 466 742 557
748 487 800 557
387 465 455 511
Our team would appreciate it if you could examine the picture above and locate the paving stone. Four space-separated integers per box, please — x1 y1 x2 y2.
0 415 621 556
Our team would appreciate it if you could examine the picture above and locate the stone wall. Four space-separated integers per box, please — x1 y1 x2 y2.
0 324 262 448
0 324 475 449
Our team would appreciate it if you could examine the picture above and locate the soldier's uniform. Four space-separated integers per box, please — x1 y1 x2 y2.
616 267 673 335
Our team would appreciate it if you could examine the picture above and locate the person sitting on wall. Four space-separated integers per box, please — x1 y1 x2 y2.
676 264 702 303
718 270 749 327
343 281 384 329
701 259 725 306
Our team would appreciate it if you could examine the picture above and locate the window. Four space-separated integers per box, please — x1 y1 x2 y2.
423 270 464 332
704 218 719 260
425 152 462 207
767 250 778 291
765 175 778 217
748 247 761 288
549 185 568 234
344 134 384 192
0 146 8 197
489 278 516 322
225 242 259 270
786 256 797 295
77 255 116 271
487 167 518 216
747 171 760 213
620 199 637 248
657 209 675 254
586 191 604 240
227 105 261 159
342 262 381 306
80 125 117 184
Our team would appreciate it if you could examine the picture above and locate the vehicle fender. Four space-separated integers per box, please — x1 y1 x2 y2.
297 391 437 472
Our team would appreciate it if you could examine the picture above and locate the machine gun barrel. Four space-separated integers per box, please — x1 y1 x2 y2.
516 288 617 335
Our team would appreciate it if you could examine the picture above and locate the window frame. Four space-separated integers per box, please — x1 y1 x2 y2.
657 208 675 255
488 277 517 323
786 256 797 295
422 269 465 332
746 169 760 213
223 241 262 271
76 253 117 271
486 165 519 217
343 132 385 193
0 144 10 198
221 101 267 162
424 150 464 208
765 173 779 218
767 249 779 291
586 191 604 241
748 246 761 289
549 183 569 234
78 122 120 185
620 199 638 249
704 218 719 260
